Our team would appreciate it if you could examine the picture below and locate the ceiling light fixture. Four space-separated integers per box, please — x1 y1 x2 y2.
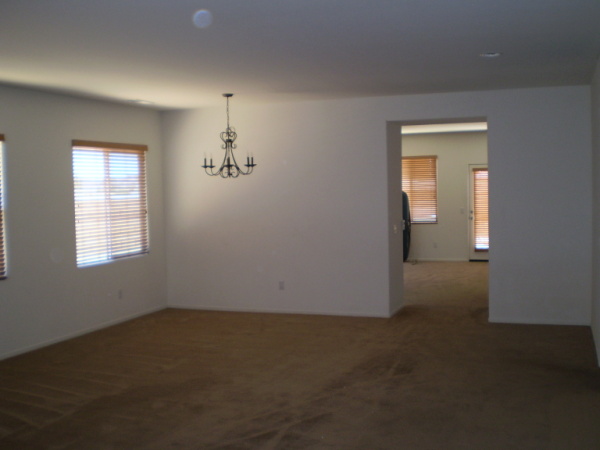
129 99 155 106
479 52 502 58
192 9 213 28
202 94 256 178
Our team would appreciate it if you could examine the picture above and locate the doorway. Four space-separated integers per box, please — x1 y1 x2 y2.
399 121 489 309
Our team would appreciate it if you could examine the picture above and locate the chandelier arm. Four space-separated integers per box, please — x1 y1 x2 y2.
223 148 232 167
231 154 253 175
202 157 219 176
228 151 251 177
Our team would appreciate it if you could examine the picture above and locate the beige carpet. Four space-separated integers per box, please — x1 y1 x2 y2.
403 260 489 307
1 262 599 449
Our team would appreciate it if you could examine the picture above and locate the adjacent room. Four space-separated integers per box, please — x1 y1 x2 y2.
400 123 489 308
1 1 600 448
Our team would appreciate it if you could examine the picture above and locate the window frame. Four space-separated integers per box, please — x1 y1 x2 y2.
401 155 438 224
72 140 149 268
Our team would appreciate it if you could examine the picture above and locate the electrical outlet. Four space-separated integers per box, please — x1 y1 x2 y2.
279 281 285 290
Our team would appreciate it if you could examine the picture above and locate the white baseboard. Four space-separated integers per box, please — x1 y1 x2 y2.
405 258 469 262
0 305 165 361
167 303 389 319
489 315 590 327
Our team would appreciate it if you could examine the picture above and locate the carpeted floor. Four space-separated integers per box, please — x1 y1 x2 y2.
1 262 599 449
403 260 489 307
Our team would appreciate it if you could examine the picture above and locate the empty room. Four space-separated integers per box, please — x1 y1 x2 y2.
1 1 600 448
400 123 490 310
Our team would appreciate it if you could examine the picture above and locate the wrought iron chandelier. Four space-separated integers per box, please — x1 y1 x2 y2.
202 93 256 178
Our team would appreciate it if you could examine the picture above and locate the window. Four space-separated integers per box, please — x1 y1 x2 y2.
473 168 489 251
0 135 6 279
72 140 149 267
402 156 438 223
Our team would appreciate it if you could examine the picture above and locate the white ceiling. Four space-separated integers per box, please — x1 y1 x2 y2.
1 0 599 110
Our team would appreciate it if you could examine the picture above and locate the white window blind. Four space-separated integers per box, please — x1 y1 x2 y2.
72 140 149 267
473 168 489 251
0 135 6 279
402 156 438 223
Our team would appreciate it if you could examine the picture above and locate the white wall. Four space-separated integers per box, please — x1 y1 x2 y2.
162 102 391 317
0 85 167 359
163 85 592 325
592 56 600 364
402 132 488 261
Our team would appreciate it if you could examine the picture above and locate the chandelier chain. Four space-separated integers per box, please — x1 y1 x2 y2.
226 95 230 130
